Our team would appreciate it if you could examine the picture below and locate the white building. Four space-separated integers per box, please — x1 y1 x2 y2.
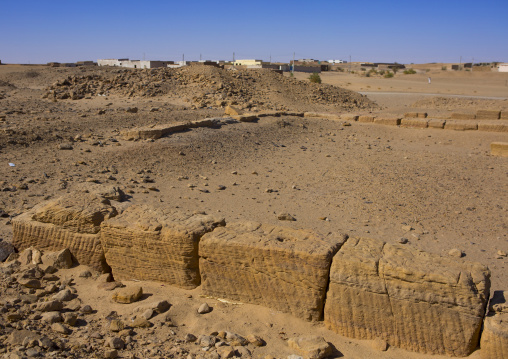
233 59 262 66
328 59 347 64
97 59 172 69
498 63 508 72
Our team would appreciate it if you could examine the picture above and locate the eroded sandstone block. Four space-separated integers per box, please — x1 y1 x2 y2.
358 115 375 123
373 117 401 126
481 291 508 359
445 120 478 131
324 237 490 356
428 119 446 129
100 205 225 289
12 193 117 272
476 110 500 120
478 121 508 133
199 221 347 321
451 113 475 120
491 142 508 157
401 118 429 128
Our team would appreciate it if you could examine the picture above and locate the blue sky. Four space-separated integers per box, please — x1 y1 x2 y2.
1 0 507 64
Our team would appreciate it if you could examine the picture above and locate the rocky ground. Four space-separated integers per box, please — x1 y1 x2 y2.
0 64 507 359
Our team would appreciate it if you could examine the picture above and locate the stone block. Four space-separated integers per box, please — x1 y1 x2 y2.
121 119 218 140
225 105 243 116
404 112 427 118
451 113 475 120
340 114 359 121
12 194 117 272
324 237 490 356
374 117 401 126
478 121 508 132
400 118 429 128
303 112 340 120
199 221 347 321
444 120 478 131
100 205 225 289
490 142 508 157
501 111 508 120
231 114 258 122
476 110 500 120
358 115 375 123
428 119 446 129
481 291 508 359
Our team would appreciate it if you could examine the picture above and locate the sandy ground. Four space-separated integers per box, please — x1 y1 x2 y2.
1 64 507 358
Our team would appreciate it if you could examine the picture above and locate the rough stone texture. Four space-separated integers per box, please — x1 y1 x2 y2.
501 111 508 120
121 118 218 140
101 205 225 289
112 286 143 304
225 105 243 116
0 240 16 262
199 221 347 321
451 113 475 120
428 119 446 129
476 110 500 120
287 336 333 359
374 117 401 126
478 121 508 132
404 112 427 118
358 115 375 123
481 291 508 359
340 114 359 121
400 118 429 128
12 194 117 272
490 142 508 157
231 114 258 122
303 112 340 120
324 236 490 356
444 120 478 131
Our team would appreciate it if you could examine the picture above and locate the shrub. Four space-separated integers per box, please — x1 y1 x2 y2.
379 70 385 75
441 66 447 71
403 69 417 74
361 67 366 71
309 73 321 83
384 71 394 78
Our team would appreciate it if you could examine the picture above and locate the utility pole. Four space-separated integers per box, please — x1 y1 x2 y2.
349 55 351 72
459 56 462 70
182 54 184 64
292 52 295 74
233 52 235 63
200 54 202 61
270 54 271 64
143 52 145 61
471 57 474 72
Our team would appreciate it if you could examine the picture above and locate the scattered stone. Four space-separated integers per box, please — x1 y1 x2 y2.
110 319 125 332
41 312 63 323
397 237 408 244
79 269 92 278
51 322 71 334
198 303 212 314
372 338 388 351
80 304 93 314
185 333 197 342
131 317 151 328
277 212 296 221
287 336 332 359
105 337 125 350
36 300 63 312
0 240 16 262
62 312 78 326
112 286 143 304
448 248 464 258
52 288 74 301
104 349 118 359
43 248 73 269
246 334 265 347
58 143 73 150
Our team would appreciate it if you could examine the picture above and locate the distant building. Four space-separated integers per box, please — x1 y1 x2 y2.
76 61 96 66
233 59 262 66
97 59 172 69
328 59 347 64
498 63 508 72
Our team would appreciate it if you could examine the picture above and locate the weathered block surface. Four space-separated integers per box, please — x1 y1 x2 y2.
374 117 401 126
451 113 475 120
401 118 429 128
232 114 258 122
428 119 446 129
491 142 508 157
324 237 490 356
121 118 218 140
340 114 359 121
303 112 340 120
199 221 347 321
478 121 508 132
476 110 500 120
101 205 225 289
445 120 478 131
404 112 427 118
501 111 508 120
481 291 508 359
12 194 117 272
358 115 375 123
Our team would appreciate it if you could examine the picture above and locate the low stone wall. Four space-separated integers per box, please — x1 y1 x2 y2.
10 193 501 357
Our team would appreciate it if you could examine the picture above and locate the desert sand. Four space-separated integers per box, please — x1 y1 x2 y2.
0 64 507 359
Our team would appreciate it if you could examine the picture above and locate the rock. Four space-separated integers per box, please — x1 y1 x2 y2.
324 237 490 356
52 288 74 301
7 330 41 346
277 212 296 221
234 346 252 357
197 303 212 314
184 333 197 343
105 337 125 350
225 105 243 116
200 221 346 321
401 225 413 232
36 300 63 312
226 332 248 346
217 346 235 358
126 107 138 113
372 338 388 351
0 240 16 262
97 273 112 283
41 311 63 323
18 248 33 265
104 349 118 359
62 312 78 326
287 336 332 359
130 317 151 328
12 193 118 272
199 335 217 346
246 334 265 346
98 281 124 291
80 305 93 314
101 205 224 289
109 319 125 332
79 269 92 278
112 286 143 304
141 309 153 320
51 322 71 334
448 248 464 258
480 291 508 359
19 278 42 288
58 143 73 150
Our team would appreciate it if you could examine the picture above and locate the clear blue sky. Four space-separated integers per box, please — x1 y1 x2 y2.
1 0 507 64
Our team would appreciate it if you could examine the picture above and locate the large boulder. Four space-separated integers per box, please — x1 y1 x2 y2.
199 221 347 321
324 237 490 357
100 205 224 289
481 290 508 359
12 193 118 272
